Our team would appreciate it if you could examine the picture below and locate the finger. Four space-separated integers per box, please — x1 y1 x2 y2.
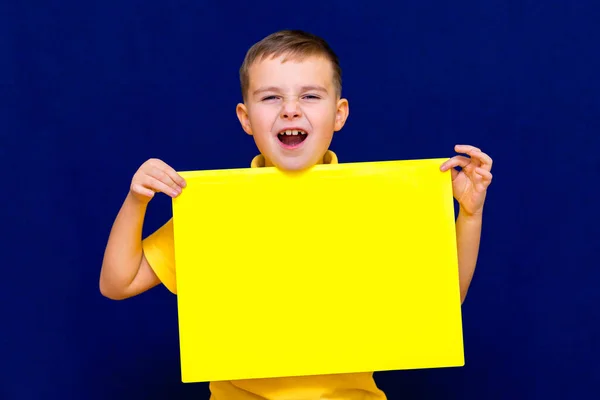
148 166 183 192
473 168 492 192
454 144 481 154
475 167 493 183
454 145 483 165
452 145 487 169
475 181 486 193
441 155 471 171
144 175 181 198
148 159 187 188
469 150 493 171
131 183 155 199
163 167 187 188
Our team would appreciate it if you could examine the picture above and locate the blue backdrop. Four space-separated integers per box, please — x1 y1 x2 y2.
2 1 598 399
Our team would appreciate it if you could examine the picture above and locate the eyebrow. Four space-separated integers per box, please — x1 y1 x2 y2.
253 85 329 96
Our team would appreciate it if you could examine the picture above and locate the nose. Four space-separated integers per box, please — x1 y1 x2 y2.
280 99 302 120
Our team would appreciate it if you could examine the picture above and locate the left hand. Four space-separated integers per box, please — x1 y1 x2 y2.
440 144 493 216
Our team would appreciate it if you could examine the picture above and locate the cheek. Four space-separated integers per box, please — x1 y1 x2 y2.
248 109 272 131
306 104 337 129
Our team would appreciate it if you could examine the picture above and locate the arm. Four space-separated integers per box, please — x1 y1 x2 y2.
440 144 493 304
99 192 160 300
99 158 186 300
455 208 483 303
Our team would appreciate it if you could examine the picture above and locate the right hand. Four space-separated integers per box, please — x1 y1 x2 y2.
129 158 187 204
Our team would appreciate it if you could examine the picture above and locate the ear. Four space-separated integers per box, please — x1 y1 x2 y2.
236 103 253 135
334 98 349 132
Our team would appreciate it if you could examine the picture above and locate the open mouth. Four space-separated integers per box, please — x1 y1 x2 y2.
277 129 308 148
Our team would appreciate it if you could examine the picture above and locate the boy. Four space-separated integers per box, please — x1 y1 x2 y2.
100 30 493 400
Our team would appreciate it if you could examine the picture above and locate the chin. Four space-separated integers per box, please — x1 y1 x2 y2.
267 150 323 172
272 158 314 172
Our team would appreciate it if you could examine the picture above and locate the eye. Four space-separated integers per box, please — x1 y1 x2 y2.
261 95 280 102
303 94 321 100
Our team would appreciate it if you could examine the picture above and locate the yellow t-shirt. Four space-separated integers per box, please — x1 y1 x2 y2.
141 150 387 400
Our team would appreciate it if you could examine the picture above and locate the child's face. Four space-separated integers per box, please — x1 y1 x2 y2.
236 55 349 171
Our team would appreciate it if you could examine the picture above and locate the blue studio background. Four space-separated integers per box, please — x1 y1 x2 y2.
2 1 599 399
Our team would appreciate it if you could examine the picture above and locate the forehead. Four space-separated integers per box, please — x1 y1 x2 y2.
247 54 334 90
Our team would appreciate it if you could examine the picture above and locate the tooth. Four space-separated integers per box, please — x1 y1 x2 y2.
286 130 292 135
292 130 299 135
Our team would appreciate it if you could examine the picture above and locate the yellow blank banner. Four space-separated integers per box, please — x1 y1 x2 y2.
172 158 464 383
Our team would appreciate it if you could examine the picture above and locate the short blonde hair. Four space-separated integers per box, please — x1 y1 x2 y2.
239 30 342 101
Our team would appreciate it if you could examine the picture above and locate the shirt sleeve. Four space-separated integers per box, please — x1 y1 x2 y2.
142 218 177 294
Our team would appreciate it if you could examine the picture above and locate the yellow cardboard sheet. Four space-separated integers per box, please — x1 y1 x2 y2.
171 158 464 383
